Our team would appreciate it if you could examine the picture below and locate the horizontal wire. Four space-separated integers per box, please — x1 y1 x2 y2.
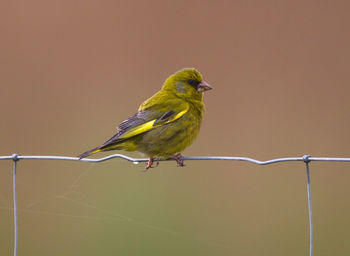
1 154 350 164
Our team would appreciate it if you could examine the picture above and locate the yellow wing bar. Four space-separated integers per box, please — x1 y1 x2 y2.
119 105 189 140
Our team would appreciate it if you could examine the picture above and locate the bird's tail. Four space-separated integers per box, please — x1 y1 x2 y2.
78 132 124 159
78 146 102 159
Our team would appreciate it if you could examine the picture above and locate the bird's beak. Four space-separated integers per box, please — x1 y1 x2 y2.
197 81 213 92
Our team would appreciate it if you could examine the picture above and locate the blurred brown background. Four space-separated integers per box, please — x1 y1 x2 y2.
1 0 350 255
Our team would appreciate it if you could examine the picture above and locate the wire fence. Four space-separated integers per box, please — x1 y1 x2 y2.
2 153 350 256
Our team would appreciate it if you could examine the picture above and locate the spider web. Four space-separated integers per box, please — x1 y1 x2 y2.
0 162 232 250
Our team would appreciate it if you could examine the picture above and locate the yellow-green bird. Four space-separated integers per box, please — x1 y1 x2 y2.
78 68 212 169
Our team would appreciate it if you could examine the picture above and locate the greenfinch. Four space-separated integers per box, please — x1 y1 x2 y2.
78 68 212 169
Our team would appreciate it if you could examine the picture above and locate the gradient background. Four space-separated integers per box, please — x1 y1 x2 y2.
1 1 350 255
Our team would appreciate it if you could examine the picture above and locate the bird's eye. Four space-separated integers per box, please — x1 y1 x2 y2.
187 79 200 88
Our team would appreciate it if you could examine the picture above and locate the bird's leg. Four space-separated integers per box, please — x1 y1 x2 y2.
145 157 154 170
144 157 159 170
169 153 185 167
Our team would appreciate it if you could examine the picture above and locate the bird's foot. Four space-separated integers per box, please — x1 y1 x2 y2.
169 153 185 167
144 157 159 171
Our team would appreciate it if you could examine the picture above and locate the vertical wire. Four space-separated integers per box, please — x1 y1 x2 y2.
305 160 313 256
13 160 18 256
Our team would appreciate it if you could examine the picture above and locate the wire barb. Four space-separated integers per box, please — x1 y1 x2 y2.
303 154 311 163
12 153 19 162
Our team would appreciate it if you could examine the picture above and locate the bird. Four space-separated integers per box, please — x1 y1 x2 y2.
78 68 212 170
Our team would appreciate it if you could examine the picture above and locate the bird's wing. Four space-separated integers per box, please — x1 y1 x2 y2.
100 100 189 147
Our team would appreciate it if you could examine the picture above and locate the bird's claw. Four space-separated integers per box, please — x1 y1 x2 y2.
169 153 185 167
144 154 185 170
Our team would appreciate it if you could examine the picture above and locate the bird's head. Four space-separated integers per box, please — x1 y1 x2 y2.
162 68 212 100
